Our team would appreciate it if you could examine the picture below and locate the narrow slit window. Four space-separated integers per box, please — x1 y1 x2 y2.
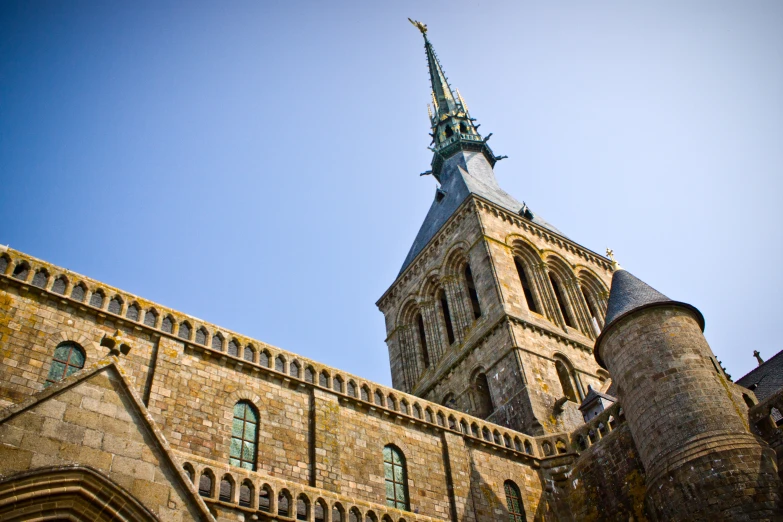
416 313 429 368
440 292 455 345
515 258 539 313
465 264 482 319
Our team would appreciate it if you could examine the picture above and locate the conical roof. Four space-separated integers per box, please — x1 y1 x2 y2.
603 269 671 327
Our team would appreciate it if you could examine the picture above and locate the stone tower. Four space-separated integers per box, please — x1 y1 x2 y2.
376 22 614 435
594 269 783 519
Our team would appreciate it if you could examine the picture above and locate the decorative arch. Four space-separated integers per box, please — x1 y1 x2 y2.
71 282 87 302
211 332 224 351
553 353 581 403
52 274 68 294
470 368 494 419
545 254 578 329
0 466 159 521
577 267 609 329
31 268 49 288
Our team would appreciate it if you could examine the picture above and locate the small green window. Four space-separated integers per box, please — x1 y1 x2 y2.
230 401 258 471
383 445 409 510
504 480 525 522
45 342 85 387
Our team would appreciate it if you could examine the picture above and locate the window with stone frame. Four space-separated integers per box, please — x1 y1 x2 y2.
230 401 258 471
514 257 539 313
383 445 409 510
504 480 525 521
45 342 86 387
464 264 482 319
52 276 67 295
549 273 575 328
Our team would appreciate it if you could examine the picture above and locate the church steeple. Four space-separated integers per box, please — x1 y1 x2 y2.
409 19 502 181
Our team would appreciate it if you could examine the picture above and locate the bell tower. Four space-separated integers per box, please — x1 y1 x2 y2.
377 21 614 435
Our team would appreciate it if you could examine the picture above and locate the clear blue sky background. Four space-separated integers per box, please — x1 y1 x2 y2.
1 1 781 386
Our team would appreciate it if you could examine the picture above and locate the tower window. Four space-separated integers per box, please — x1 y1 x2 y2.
504 480 526 521
555 358 578 402
45 342 86 386
230 401 258 470
549 274 574 328
473 372 494 418
460 122 468 133
464 264 482 319
515 258 539 313
439 292 455 345
581 285 602 327
444 125 454 138
416 313 430 368
383 445 409 510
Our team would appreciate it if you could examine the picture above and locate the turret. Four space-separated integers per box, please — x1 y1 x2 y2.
595 269 782 519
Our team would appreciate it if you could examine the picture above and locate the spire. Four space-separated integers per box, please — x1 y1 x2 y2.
408 19 501 180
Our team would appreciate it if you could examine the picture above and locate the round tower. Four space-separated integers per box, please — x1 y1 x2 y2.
594 269 782 520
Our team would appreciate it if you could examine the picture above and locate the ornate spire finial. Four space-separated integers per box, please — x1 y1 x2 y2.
753 350 764 366
408 18 428 35
606 248 622 271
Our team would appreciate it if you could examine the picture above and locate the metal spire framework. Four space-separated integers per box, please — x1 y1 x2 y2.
409 19 505 181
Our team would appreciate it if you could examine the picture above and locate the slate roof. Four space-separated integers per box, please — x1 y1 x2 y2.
603 270 672 327
736 349 783 402
399 150 563 273
578 385 617 411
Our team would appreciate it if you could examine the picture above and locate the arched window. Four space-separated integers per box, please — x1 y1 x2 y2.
230 401 258 470
178 322 191 340
212 333 223 351
228 339 239 357
504 480 525 521
464 264 481 319
161 315 173 333
144 308 158 327
290 360 301 378
332 503 345 522
45 342 86 386
305 366 315 383
126 303 140 321
383 445 409 510
259 350 270 367
244 345 254 362
514 258 539 313
0 255 8 274
349 508 361 522
195 327 207 345
32 269 48 288
52 275 67 294
219 475 233 502
198 470 213 497
473 372 494 418
278 490 292 517
416 313 429 368
89 289 105 308
555 358 578 402
258 486 271 512
581 284 603 329
108 296 122 315
333 375 344 393
275 355 286 372
439 290 455 345
183 463 195 482
71 283 86 302
314 499 327 522
12 262 30 280
549 273 574 328
239 480 253 508
296 494 310 520
319 371 329 387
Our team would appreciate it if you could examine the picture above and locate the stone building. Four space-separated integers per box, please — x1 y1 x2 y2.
0 22 781 522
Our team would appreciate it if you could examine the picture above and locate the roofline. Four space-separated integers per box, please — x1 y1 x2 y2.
593 300 705 368
376 193 612 308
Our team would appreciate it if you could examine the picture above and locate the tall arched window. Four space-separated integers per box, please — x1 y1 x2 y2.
464 264 482 319
438 291 455 345
514 258 539 313
416 313 430 368
230 401 259 470
549 273 574 328
383 445 409 510
473 372 494 418
581 284 603 330
504 480 526 521
555 358 578 402
45 342 86 387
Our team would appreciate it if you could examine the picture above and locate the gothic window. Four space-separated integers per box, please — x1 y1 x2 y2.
290 360 301 378
259 350 270 367
504 480 525 522
45 342 85 386
228 339 239 357
332 503 345 522
374 390 384 407
424 407 433 423
212 334 223 351
460 122 468 133
464 264 482 319
12 262 30 280
473 372 494 418
71 283 86 302
52 276 67 295
296 494 309 521
244 345 254 362
400 400 409 415
314 499 327 522
514 258 539 313
305 366 315 383
230 401 258 471
549 273 575 328
144 309 158 327
383 445 409 510
581 285 603 328
349 508 361 522
108 296 122 315
444 124 454 138
219 475 233 502
258 486 271 512
416 313 429 368
161 315 173 333
275 355 286 372
439 291 455 345
0 255 8 273
183 463 195 482
319 371 329 387
32 269 48 288
196 327 207 345
89 289 105 308
126 303 140 321
179 322 191 340
347 380 357 397
239 480 253 508
555 358 578 402
198 470 213 497
365 511 377 522
278 490 292 517
361 385 370 402
333 375 344 392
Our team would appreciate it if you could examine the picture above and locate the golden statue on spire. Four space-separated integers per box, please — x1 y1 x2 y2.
408 18 428 34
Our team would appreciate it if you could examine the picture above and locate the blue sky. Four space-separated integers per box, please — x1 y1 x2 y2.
1 1 781 386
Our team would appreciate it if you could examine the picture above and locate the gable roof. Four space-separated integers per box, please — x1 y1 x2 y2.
736 349 783 402
578 385 617 411
0 356 215 522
